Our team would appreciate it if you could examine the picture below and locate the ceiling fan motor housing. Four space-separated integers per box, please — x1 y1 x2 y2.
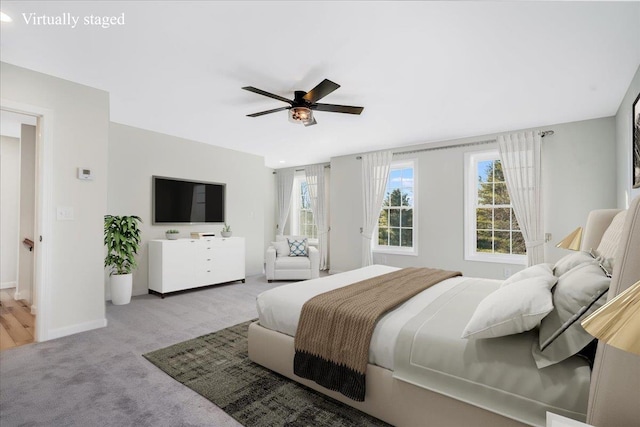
293 91 312 108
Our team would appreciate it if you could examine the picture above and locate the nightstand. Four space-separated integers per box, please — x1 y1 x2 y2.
547 412 593 427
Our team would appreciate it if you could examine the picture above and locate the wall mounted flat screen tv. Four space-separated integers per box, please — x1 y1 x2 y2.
153 176 225 224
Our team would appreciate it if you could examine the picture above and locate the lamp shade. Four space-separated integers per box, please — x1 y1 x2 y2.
581 280 640 355
556 227 583 251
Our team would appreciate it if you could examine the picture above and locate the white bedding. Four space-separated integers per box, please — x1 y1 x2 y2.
256 264 469 370
393 278 590 425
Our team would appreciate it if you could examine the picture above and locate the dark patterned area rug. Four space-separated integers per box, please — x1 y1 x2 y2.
143 320 391 427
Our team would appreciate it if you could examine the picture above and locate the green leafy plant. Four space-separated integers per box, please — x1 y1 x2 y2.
104 215 142 276
222 223 231 232
166 229 179 234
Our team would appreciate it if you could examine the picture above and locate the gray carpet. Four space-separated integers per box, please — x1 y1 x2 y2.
0 276 289 426
144 320 390 427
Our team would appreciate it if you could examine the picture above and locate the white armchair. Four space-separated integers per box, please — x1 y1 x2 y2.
266 235 320 282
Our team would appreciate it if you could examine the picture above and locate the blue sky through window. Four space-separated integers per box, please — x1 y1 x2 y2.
478 160 492 183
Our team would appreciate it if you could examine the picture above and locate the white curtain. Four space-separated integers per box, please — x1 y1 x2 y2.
361 151 393 267
305 165 329 270
497 131 544 266
276 169 294 236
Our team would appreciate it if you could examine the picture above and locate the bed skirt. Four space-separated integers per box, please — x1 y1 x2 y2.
248 322 531 427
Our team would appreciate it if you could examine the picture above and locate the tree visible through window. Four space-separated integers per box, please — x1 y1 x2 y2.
475 158 525 255
298 181 317 239
377 163 415 250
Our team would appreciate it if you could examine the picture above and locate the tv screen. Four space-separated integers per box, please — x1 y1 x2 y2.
153 176 225 224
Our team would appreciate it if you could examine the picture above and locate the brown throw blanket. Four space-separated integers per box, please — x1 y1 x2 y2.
293 267 461 401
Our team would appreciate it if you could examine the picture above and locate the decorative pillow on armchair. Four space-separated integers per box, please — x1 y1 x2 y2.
287 238 308 256
270 240 290 257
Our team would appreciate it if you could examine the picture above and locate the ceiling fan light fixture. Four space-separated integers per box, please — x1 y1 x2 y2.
289 106 313 125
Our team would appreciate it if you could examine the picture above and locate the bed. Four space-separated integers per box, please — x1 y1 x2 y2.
248 197 640 427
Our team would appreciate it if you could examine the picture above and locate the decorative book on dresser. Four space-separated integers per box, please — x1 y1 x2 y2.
148 237 245 298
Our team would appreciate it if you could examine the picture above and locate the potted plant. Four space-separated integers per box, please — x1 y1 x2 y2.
221 223 232 238
104 215 142 305
165 229 179 240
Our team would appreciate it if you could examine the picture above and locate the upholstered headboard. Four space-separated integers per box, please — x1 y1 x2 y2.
585 196 640 427
581 209 622 254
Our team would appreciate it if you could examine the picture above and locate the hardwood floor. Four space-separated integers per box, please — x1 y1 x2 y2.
0 289 35 350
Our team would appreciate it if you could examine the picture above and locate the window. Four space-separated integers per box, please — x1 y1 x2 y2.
290 174 317 240
465 150 525 264
375 160 416 254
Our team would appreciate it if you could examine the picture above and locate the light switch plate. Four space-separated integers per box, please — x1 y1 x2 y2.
77 167 93 180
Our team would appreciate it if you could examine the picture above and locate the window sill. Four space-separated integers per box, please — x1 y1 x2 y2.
373 248 418 257
465 252 526 265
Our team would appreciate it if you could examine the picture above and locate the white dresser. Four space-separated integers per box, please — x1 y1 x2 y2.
148 237 245 298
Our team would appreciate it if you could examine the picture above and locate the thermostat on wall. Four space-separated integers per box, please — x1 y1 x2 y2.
77 167 93 180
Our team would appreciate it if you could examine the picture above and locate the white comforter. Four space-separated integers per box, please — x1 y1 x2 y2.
256 264 467 370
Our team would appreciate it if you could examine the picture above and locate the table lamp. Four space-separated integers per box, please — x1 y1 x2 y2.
581 279 640 356
556 227 583 251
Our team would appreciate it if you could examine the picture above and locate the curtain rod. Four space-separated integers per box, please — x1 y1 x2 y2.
272 164 331 174
355 130 554 159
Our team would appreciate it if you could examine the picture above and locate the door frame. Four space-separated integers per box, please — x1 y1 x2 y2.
1 99 53 342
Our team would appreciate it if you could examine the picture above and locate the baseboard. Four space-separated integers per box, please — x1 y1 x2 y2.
132 288 148 297
0 281 17 289
13 289 31 302
47 318 108 341
328 269 344 275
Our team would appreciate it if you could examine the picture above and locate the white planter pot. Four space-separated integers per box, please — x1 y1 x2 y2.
111 273 132 305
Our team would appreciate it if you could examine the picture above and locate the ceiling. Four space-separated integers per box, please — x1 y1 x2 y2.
1 1 639 169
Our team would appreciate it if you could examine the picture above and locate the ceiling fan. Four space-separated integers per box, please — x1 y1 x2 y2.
242 79 364 127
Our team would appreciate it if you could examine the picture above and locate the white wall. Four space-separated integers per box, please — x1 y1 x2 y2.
1 61 110 337
108 123 273 297
615 65 640 208
330 117 617 279
0 136 20 288
18 124 36 303
264 169 277 260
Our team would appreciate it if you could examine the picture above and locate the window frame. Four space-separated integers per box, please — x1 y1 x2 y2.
290 173 318 244
464 150 526 265
373 159 418 256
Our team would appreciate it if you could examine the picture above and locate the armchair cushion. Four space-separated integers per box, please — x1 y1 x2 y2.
275 256 311 270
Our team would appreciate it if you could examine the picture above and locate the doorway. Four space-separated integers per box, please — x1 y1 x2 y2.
0 109 38 350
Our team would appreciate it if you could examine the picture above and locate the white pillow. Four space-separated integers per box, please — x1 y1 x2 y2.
270 240 290 257
501 263 553 288
596 210 626 268
553 251 596 277
462 275 557 339
533 262 611 368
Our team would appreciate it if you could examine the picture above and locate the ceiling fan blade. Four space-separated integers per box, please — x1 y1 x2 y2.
242 86 293 105
302 79 340 103
304 117 317 127
313 103 364 115
247 106 290 117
